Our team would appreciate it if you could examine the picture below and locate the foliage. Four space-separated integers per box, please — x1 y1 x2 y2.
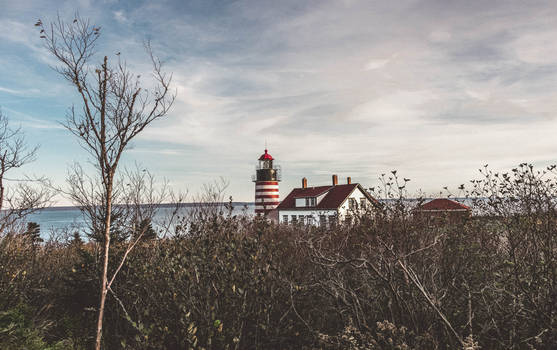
0 304 77 349
1 163 557 348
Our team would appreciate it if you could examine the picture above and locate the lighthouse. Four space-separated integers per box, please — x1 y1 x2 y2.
253 149 281 216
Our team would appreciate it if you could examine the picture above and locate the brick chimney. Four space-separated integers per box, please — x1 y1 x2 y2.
302 177 308 189
332 174 338 186
347 176 351 184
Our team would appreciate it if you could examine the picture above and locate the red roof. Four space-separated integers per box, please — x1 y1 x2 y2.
417 198 470 211
258 149 274 161
292 186 331 198
277 183 380 210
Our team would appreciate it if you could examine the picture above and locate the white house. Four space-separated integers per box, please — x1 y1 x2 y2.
276 175 380 226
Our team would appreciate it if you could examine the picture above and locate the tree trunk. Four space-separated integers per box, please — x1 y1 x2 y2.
95 181 113 350
0 182 4 211
0 165 5 211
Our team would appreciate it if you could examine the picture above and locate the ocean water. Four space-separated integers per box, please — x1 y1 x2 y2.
22 198 481 239
24 203 255 238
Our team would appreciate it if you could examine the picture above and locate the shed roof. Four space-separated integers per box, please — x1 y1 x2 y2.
417 198 470 211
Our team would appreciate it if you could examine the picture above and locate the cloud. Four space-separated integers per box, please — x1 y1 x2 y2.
128 148 184 156
0 86 41 96
513 30 557 65
0 108 64 130
4 0 557 201
129 0 557 195
364 58 391 71
429 30 451 43
113 10 128 23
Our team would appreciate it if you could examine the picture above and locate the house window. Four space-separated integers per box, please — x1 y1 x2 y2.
328 215 337 227
282 215 288 224
348 198 357 210
305 197 316 207
291 215 297 224
345 215 352 225
319 215 326 228
307 216 314 225
299 215 305 225
360 197 366 209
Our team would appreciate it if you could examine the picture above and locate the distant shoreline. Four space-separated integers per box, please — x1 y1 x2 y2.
31 202 256 211
4 198 480 212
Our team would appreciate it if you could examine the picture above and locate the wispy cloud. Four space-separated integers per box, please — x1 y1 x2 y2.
1 107 63 130
128 148 184 156
364 58 391 71
3 0 557 201
113 10 128 23
0 86 41 95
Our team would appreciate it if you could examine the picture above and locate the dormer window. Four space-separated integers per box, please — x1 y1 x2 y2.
296 197 316 207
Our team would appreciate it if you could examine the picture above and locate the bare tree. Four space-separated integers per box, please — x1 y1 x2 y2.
37 14 175 349
0 109 52 235
0 109 38 210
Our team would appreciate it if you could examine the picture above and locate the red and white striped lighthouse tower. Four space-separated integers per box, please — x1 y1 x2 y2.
253 149 281 216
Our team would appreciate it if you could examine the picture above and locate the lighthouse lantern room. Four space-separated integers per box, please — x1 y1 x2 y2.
253 149 281 216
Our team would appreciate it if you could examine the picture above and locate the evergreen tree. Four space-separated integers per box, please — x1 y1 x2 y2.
23 222 42 246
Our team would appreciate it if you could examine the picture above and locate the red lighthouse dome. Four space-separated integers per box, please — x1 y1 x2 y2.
258 149 274 160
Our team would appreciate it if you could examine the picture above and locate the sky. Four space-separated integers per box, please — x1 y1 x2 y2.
2 0 557 204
